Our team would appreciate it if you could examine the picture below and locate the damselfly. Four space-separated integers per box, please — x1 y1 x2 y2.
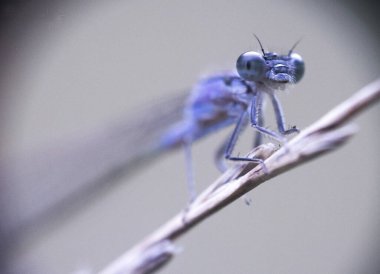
159 36 304 200
0 36 304 236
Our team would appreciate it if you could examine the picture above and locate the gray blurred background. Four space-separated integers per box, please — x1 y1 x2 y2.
0 0 379 273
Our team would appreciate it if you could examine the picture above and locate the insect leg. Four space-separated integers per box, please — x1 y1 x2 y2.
183 139 196 202
251 92 285 142
224 111 263 164
253 106 264 147
214 137 230 173
270 93 299 135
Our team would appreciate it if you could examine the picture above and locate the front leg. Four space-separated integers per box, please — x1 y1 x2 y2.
253 103 264 147
269 92 299 135
224 111 263 164
250 92 286 142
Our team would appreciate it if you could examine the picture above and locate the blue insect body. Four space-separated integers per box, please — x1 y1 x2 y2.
161 39 305 201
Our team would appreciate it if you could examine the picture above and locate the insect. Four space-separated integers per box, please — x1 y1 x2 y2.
0 36 304 235
160 36 305 201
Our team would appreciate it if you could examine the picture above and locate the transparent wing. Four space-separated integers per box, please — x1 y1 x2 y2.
0 90 190 238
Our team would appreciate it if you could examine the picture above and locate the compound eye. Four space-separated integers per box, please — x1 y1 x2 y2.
289 53 305 83
236 51 266 81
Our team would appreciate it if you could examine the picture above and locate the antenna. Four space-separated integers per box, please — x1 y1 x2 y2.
288 38 302 55
253 34 266 56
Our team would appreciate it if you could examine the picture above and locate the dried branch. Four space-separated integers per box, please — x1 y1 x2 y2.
99 78 380 274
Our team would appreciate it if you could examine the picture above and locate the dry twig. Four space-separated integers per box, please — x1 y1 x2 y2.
100 79 380 274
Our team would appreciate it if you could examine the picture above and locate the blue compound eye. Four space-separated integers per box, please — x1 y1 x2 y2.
236 51 266 81
289 53 305 83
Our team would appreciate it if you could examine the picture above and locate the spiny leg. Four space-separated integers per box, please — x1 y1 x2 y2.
251 91 286 142
253 107 264 147
250 105 263 206
224 110 269 201
224 111 263 165
270 92 299 135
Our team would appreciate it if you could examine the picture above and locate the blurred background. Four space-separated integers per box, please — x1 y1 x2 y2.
0 0 379 273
